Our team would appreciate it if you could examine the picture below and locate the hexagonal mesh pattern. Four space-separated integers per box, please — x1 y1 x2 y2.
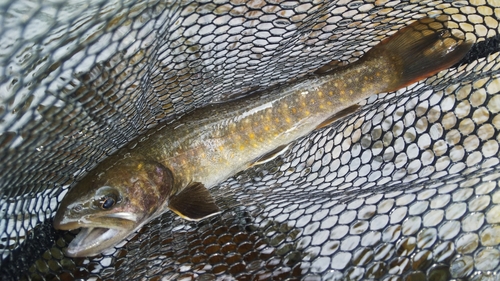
0 0 499 280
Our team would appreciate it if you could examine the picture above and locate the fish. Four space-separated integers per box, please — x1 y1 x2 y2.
53 16 472 257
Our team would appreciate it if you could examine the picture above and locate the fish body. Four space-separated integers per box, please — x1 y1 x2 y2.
54 16 471 257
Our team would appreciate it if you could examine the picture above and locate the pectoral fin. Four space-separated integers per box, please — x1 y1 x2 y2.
168 182 221 221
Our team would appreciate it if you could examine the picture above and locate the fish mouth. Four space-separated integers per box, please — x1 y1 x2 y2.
55 213 139 257
66 227 125 257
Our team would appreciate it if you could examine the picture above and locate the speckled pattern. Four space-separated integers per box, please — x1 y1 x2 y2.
0 0 499 280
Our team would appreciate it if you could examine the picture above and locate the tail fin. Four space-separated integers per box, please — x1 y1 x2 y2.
364 16 472 92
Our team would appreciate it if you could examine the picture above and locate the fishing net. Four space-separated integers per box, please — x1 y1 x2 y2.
1 0 499 280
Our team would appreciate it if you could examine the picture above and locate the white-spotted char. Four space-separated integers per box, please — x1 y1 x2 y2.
54 16 471 257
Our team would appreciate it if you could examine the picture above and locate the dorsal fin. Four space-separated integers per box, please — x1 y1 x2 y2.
314 60 345 75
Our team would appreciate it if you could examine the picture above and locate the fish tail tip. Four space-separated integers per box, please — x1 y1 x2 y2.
369 16 472 91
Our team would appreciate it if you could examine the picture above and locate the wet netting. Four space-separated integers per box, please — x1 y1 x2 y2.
0 0 500 280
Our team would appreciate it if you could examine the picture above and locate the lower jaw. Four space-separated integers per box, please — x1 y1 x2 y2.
65 227 123 257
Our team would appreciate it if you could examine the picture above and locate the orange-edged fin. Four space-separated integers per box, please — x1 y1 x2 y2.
168 182 220 221
315 104 360 130
365 15 472 92
314 60 346 75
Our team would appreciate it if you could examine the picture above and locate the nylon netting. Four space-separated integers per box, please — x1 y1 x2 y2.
0 0 499 280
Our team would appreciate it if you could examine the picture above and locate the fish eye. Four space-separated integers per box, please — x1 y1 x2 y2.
73 204 83 213
101 196 116 210
94 186 120 210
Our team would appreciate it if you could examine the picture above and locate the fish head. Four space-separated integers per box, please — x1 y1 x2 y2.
53 158 173 257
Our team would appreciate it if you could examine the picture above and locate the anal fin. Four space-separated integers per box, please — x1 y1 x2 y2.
168 182 220 221
250 144 291 167
315 104 360 130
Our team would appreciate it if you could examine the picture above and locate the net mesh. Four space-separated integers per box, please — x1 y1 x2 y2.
1 0 500 280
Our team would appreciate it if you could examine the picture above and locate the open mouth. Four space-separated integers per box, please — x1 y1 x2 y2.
66 227 125 257
55 213 139 257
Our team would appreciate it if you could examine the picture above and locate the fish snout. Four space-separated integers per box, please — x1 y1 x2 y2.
53 203 81 230
53 211 64 230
